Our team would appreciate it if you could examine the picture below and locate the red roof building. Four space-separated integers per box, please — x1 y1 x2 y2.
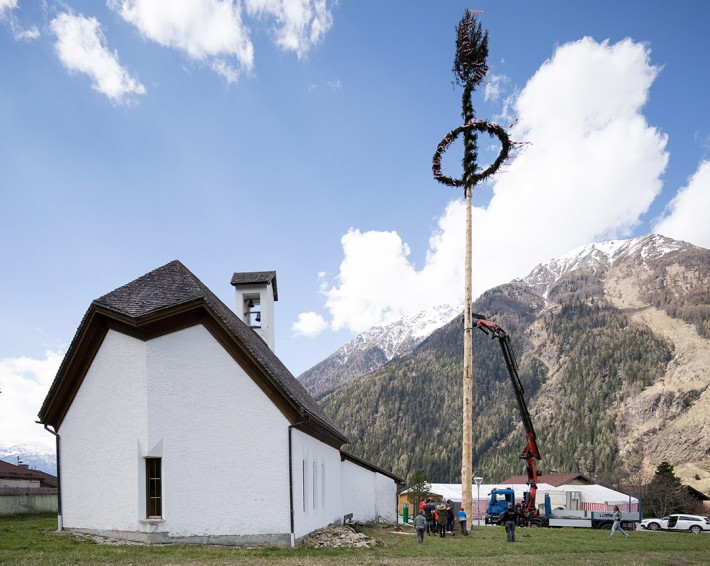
0 460 57 489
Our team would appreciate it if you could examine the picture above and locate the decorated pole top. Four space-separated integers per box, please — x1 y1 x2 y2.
433 10 511 191
453 9 489 89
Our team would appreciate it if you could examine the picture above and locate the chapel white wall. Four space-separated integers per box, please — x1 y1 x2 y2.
59 325 292 539
340 460 397 523
59 330 148 531
290 428 343 540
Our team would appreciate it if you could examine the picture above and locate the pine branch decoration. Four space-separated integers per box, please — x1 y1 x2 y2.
433 10 512 190
453 10 489 88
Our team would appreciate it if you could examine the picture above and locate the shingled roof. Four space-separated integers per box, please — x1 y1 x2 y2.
38 261 346 448
230 271 278 300
0 460 58 488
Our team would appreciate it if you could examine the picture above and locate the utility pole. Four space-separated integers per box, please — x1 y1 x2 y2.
432 10 511 518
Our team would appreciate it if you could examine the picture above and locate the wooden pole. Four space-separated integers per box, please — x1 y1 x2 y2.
432 12 510 519
462 184 473 520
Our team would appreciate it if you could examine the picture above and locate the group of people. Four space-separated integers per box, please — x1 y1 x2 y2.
414 500 630 545
413 498 469 545
415 500 518 544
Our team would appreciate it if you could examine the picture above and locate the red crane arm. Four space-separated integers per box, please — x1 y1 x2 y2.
473 314 541 517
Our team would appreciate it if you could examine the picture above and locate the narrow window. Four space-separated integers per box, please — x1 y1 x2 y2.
302 459 306 513
321 463 326 508
312 461 317 509
146 458 162 518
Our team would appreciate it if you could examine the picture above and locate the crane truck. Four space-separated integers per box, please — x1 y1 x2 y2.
473 314 542 526
474 314 640 529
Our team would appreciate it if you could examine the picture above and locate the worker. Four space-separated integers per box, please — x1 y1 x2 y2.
502 502 518 542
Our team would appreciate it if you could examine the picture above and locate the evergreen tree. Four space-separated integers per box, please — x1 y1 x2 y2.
644 461 692 517
406 468 431 512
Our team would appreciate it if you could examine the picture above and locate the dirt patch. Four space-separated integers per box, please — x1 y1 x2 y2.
301 525 384 548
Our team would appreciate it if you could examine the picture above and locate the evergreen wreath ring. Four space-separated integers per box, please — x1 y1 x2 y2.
433 120 512 188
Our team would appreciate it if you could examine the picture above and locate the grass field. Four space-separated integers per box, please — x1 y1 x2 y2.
0 515 708 565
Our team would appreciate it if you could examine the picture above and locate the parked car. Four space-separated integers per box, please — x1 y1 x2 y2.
640 514 710 533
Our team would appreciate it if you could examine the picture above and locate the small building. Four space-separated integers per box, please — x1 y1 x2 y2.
0 460 58 515
0 460 57 489
37 261 402 546
685 484 710 513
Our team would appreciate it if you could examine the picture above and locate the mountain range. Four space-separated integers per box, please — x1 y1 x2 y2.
302 234 710 495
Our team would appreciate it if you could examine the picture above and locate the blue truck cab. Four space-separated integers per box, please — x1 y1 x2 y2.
484 488 516 524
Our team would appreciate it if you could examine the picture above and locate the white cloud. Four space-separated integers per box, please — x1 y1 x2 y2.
322 220 464 333
246 0 333 58
292 311 327 337
320 37 669 333
0 0 16 18
0 351 62 450
50 13 145 103
484 73 508 102
0 0 39 40
653 160 710 248
107 1 334 82
12 23 39 40
110 0 254 78
211 58 239 83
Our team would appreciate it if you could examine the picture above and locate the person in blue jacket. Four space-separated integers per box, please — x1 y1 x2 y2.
458 505 469 535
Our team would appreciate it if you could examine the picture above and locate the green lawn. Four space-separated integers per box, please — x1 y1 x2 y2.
0 515 707 565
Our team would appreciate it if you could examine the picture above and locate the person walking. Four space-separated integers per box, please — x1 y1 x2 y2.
502 503 518 542
458 505 469 536
610 506 629 539
414 509 428 545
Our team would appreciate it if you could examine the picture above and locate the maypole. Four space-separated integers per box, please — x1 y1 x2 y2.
432 10 511 518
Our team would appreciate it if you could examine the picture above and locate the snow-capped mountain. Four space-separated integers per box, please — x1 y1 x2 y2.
336 304 462 363
0 442 57 476
521 234 690 296
298 304 460 399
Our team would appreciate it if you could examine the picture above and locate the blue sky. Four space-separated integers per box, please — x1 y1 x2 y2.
1 0 709 449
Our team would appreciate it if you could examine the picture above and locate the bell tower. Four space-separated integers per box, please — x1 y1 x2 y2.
230 271 278 351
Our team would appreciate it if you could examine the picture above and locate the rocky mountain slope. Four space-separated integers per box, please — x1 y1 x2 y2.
315 234 710 493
